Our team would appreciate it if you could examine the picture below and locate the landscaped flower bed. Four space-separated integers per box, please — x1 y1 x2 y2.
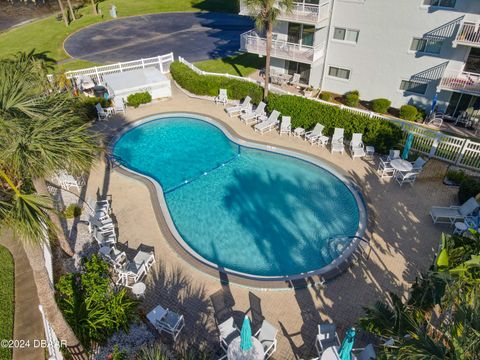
0 245 14 360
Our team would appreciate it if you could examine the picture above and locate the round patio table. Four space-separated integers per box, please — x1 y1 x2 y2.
227 336 264 360
131 282 146 299
390 159 413 173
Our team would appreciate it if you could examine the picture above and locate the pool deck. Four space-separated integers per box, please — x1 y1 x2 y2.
84 85 457 358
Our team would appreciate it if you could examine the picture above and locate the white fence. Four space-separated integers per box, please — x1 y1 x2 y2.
178 56 480 171
39 305 63 360
48 53 174 83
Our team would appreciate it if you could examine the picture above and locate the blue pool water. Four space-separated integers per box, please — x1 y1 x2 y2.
113 115 361 277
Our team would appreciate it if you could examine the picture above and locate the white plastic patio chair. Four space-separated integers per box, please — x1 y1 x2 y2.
377 158 396 178
305 124 329 147
289 73 301 86
225 96 251 117
240 102 267 125
56 171 81 192
330 128 345 154
411 157 427 171
394 170 419 186
387 149 400 161
254 110 280 134
350 133 366 159
279 116 291 135
254 320 278 359
430 197 479 224
147 305 185 341
132 250 156 274
315 323 341 356
218 317 240 352
215 89 228 106
95 103 113 121
116 262 147 287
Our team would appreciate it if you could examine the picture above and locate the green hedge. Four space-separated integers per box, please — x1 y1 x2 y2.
127 92 152 108
170 61 263 104
267 94 403 154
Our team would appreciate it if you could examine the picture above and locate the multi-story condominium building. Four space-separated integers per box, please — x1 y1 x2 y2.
239 0 480 118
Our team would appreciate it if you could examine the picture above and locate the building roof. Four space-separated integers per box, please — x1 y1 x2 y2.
103 68 168 91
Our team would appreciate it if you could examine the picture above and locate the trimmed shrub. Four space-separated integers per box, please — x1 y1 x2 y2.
319 91 333 102
458 176 480 203
267 94 403 154
344 90 360 107
371 98 391 114
446 169 467 185
170 61 263 104
399 105 418 121
127 92 152 108
63 204 82 219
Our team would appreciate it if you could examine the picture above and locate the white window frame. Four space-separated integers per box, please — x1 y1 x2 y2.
399 79 428 95
421 0 456 9
327 66 351 81
332 27 360 44
409 37 443 55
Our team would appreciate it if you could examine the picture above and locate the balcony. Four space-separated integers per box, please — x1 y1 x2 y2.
455 22 480 48
239 1 330 25
277 1 331 25
240 30 325 64
439 70 480 96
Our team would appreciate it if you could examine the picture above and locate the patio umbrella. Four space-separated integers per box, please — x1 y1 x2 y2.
240 315 253 351
430 94 438 115
338 327 356 360
402 132 414 160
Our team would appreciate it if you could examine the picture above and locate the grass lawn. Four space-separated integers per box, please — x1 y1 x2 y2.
195 53 263 77
0 0 238 71
0 245 14 360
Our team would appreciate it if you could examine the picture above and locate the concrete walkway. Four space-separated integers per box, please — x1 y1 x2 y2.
0 234 44 360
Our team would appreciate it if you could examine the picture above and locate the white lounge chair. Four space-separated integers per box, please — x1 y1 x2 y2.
215 89 228 106
218 317 240 352
86 197 111 215
331 128 345 154
350 133 366 159
113 97 125 113
56 171 81 192
240 102 266 125
147 305 185 341
255 320 278 359
92 227 116 246
99 246 126 269
279 116 291 136
315 323 341 356
305 124 329 147
254 110 280 134
225 96 251 117
88 214 115 234
95 103 113 121
430 197 479 224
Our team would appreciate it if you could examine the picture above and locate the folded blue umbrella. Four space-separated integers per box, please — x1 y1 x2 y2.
338 327 356 360
240 315 253 351
402 132 414 160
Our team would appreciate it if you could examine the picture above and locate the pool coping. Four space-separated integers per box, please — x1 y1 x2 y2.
108 112 368 289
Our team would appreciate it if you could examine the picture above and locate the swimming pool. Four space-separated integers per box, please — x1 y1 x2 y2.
113 114 366 280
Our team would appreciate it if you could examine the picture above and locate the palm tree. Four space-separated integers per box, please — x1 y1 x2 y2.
57 0 69 26
66 0 76 22
244 0 293 98
0 53 100 256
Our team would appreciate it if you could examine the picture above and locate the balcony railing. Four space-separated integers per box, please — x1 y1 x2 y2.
439 70 480 95
455 22 480 48
276 1 331 24
240 1 330 25
240 30 325 64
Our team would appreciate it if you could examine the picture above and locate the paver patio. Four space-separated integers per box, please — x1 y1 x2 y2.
79 84 457 359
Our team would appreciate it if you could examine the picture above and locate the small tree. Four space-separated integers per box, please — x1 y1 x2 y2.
244 0 294 99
